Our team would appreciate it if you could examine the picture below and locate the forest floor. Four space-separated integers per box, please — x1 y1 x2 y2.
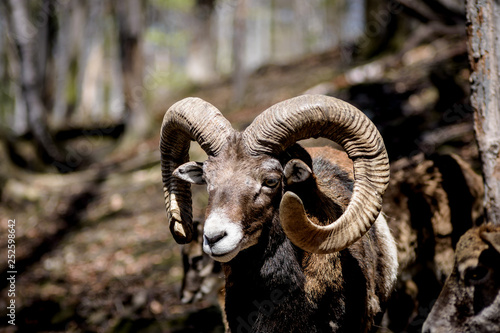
0 33 479 333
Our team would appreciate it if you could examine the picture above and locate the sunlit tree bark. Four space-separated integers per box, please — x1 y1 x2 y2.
466 0 500 224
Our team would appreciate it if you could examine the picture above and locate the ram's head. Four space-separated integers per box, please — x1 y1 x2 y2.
160 95 389 261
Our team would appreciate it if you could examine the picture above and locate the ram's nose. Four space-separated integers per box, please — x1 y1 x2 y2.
203 231 227 247
202 209 244 262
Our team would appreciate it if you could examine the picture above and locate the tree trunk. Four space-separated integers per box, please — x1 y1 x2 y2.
187 0 217 84
7 0 65 166
52 1 85 127
115 0 148 142
466 0 500 224
232 0 248 104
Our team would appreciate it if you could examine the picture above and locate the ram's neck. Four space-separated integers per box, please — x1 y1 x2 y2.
222 217 315 333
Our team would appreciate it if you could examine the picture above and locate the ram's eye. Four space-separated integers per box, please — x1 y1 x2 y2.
263 178 280 188
464 266 490 285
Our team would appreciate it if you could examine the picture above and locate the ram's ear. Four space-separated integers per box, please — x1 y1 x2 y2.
284 159 312 185
173 161 205 184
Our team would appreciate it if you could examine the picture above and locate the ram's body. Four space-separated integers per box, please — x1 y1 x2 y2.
160 95 398 332
422 224 500 333
179 151 484 332
214 144 396 332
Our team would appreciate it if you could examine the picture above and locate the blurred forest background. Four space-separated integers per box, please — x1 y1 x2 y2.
0 0 480 332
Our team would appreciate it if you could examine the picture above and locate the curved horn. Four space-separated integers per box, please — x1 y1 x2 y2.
243 94 389 254
160 97 234 244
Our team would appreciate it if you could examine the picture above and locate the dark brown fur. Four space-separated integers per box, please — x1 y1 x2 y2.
193 136 396 333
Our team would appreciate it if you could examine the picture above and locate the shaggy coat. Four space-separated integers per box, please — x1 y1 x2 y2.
206 140 397 333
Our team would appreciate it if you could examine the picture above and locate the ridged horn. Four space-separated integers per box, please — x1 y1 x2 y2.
243 94 389 254
160 97 234 244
